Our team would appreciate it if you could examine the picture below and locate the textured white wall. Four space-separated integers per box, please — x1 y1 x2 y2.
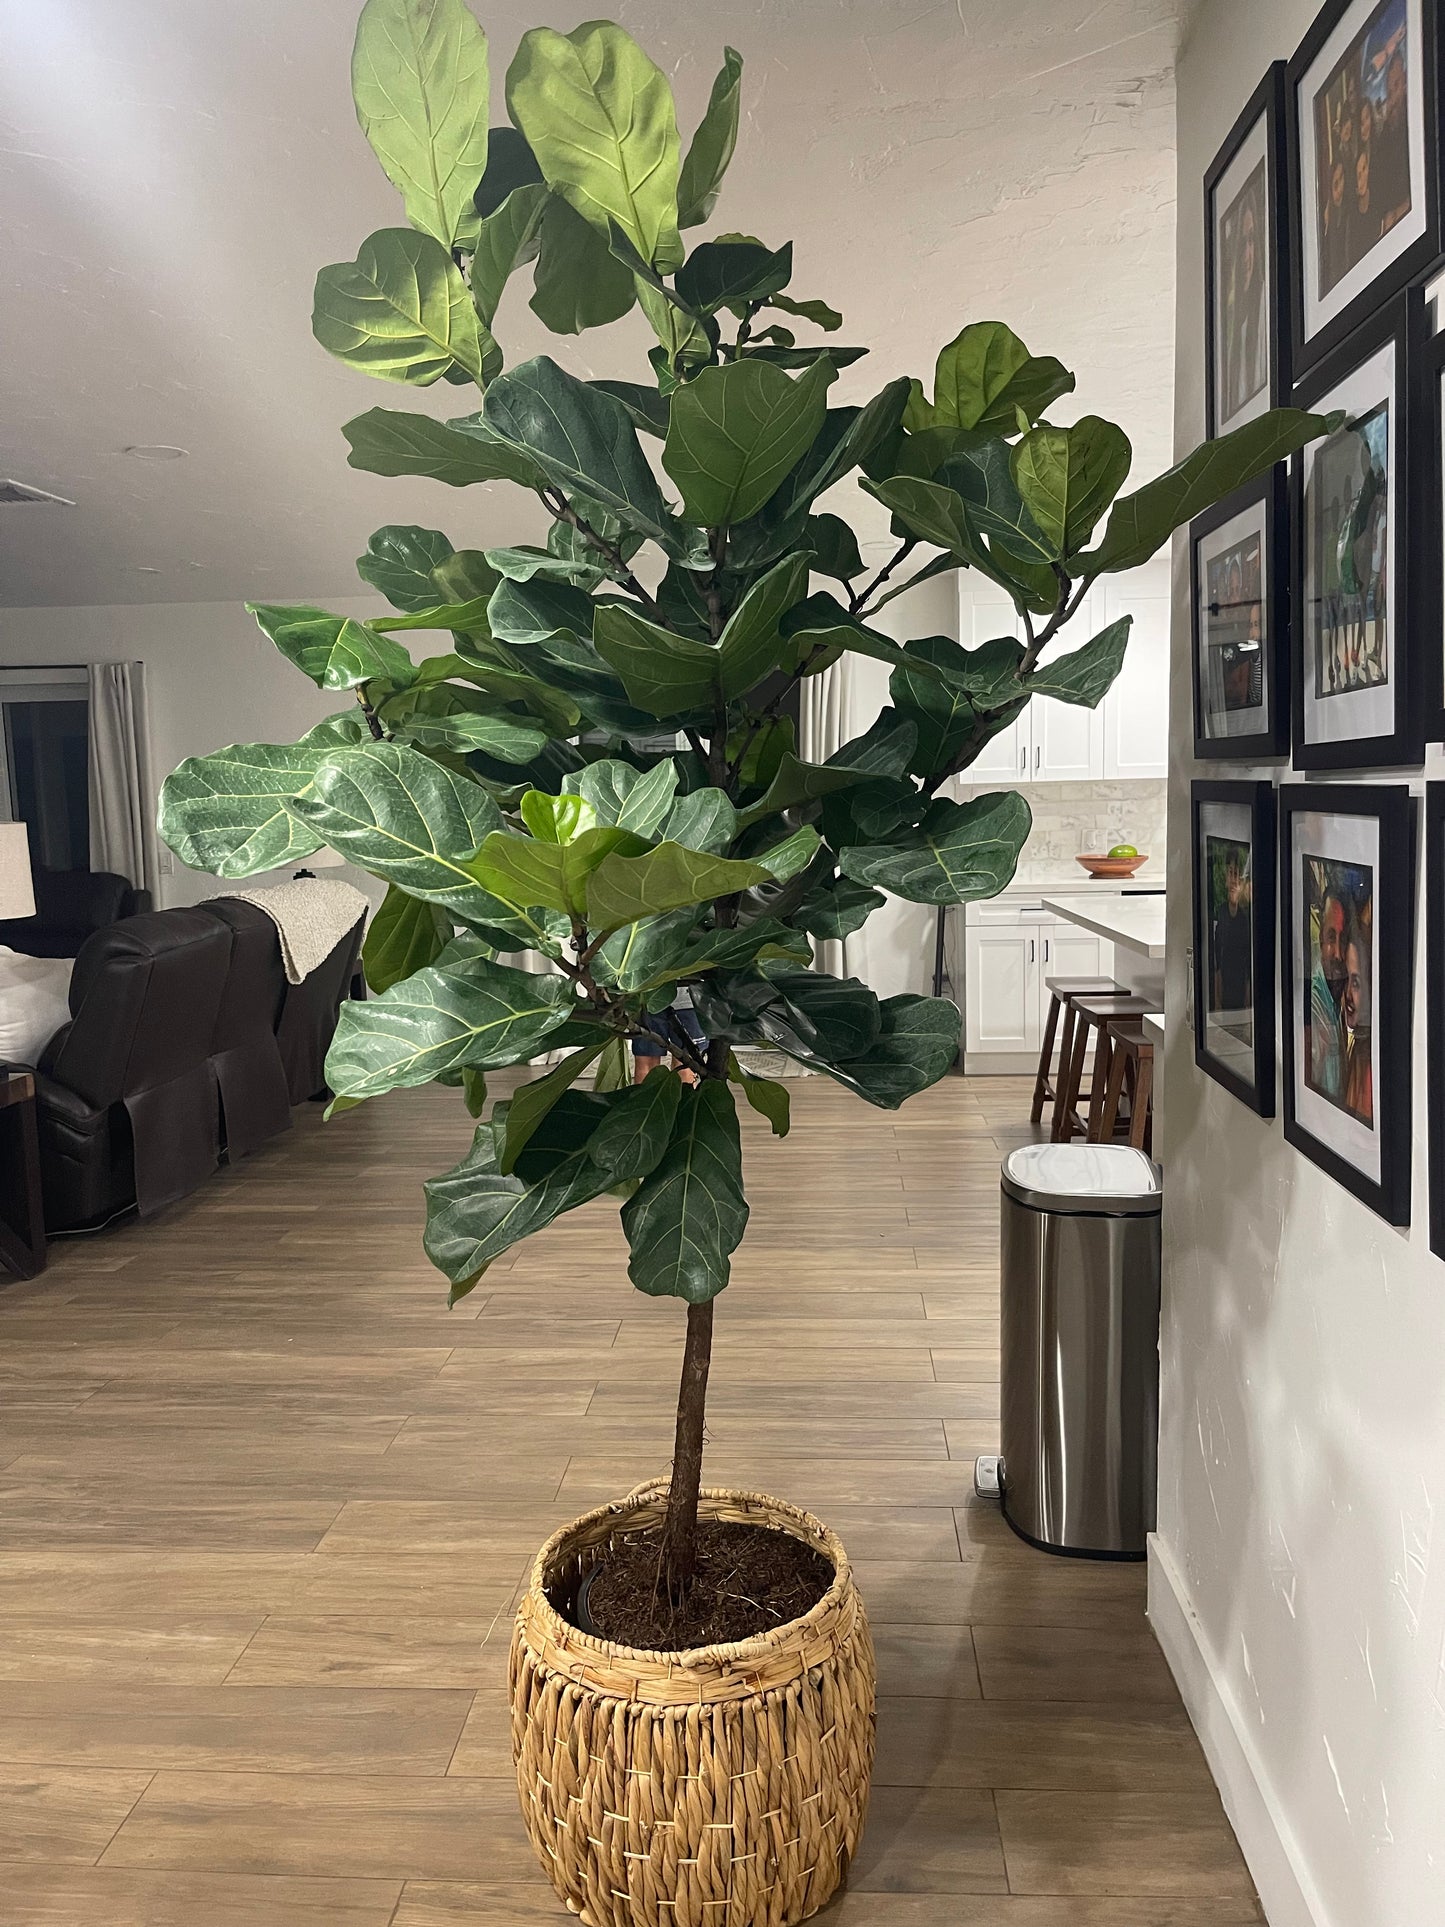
1160 4 1445 1922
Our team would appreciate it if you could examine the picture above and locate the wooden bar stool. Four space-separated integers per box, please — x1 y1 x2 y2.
1030 976 1124 1125
1052 992 1160 1143
1093 1019 1155 1152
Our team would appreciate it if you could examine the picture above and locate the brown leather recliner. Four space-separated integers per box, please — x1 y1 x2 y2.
206 898 293 1160
34 909 231 1231
0 868 152 959
275 913 365 1104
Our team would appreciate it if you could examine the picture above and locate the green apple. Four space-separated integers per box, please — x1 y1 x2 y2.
1107 843 1139 859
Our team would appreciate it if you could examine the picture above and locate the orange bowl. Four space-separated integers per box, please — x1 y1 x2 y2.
1076 852 1148 879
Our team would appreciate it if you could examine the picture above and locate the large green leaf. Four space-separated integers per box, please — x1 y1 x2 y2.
677 46 742 226
245 605 417 693
674 239 791 315
506 21 683 270
482 356 700 559
717 552 811 699
696 966 881 1062
158 738 329 878
362 882 454 993
529 193 638 333
912 322 1075 433
392 710 549 760
471 823 649 916
351 0 491 248
676 918 811 977
471 182 548 326
733 731 916 831
356 525 455 610
588 1066 683 1179
344 407 545 488
661 785 736 853
1082 407 1335 576
840 790 1032 905
938 440 1055 568
326 941 575 1099
889 636 983 776
592 604 719 716
861 473 969 556
313 229 485 386
586 842 775 934
500 1039 612 1173
563 758 680 835
620 1081 748 1302
808 993 961 1108
662 357 832 527
1012 418 1132 560
591 908 696 991
788 873 886 941
1025 616 1131 708
728 1056 790 1136
424 1099 615 1293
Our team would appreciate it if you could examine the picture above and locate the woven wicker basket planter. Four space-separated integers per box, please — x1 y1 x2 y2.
509 1483 877 1927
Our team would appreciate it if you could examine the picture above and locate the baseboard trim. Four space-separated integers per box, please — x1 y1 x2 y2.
1147 1534 1329 1927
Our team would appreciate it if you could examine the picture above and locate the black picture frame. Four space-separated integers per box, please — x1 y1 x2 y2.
1416 295 1445 743
1428 784 1445 1255
1206 63 1291 438
1190 468 1290 759
1192 780 1278 1114
1290 285 1426 769
1279 780 1414 1223
1286 0 1441 378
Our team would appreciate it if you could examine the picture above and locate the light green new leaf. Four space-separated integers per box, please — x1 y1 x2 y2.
313 229 485 386
520 790 594 843
728 1055 790 1136
356 525 455 610
473 823 651 916
620 1081 748 1302
367 597 493 634
470 182 548 325
1026 616 1131 708
661 785 736 853
501 1040 612 1172
1082 406 1336 577
158 739 328 878
344 407 544 487
351 0 491 248
717 552 811 698
593 604 719 716
506 21 683 269
663 357 832 527
530 192 638 333
564 758 680 835
841 790 1032 905
588 1067 683 1179
677 46 742 226
482 356 701 559
1012 417 1132 560
586 841 774 934
915 322 1075 433
362 882 454 993
326 941 575 1099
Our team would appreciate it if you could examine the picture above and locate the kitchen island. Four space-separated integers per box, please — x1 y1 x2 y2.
1041 891 1166 1001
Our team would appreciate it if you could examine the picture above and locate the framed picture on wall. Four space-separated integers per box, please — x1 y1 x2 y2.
1190 469 1290 757
1191 780 1278 1114
1290 287 1424 768
1416 312 1445 742
1206 64 1290 436
1280 782 1414 1223
1286 0 1440 375
1427 785 1445 1255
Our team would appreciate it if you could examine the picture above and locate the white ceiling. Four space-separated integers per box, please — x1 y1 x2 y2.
0 0 1180 610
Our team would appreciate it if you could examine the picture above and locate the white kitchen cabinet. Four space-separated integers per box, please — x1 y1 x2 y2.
1101 578 1169 780
963 897 1115 1073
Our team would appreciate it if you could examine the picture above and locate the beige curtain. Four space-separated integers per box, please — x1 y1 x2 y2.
87 662 161 898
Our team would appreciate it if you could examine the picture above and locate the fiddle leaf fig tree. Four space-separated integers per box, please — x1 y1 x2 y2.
158 0 1334 1589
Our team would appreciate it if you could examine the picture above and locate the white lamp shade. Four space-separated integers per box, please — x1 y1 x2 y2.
0 823 35 920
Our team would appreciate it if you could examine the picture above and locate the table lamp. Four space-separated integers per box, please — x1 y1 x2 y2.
292 846 346 881
0 823 35 921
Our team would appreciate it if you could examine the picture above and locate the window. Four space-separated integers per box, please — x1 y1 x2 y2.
0 667 90 873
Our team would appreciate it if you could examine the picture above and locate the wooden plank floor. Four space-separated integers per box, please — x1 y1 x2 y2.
0 1073 1259 1926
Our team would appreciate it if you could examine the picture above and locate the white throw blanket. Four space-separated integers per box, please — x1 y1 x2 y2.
210 879 368 985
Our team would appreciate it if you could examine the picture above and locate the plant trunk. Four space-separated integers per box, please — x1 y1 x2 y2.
661 1298 714 1589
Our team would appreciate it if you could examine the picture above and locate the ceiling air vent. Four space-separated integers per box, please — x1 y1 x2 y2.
0 480 74 506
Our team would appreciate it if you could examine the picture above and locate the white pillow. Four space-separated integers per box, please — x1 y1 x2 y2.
0 946 74 1065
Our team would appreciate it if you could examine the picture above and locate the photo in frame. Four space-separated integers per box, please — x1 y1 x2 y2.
1286 0 1440 374
1206 64 1290 437
1191 468 1290 757
1192 781 1278 1114
1416 309 1445 743
1290 287 1424 768
1280 782 1414 1222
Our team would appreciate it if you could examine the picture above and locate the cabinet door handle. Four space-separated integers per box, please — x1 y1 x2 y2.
1029 938 1035 963
1043 938 1050 962
1020 744 1027 773
1034 744 1041 770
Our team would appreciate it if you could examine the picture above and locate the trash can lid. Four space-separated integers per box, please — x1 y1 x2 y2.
1001 1143 1162 1215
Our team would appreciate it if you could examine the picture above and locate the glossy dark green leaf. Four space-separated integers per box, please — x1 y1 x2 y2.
351 0 491 248
313 229 485 386
787 873 886 941
911 322 1075 433
592 603 719 716
344 407 545 488
674 239 791 314
586 841 775 934
591 908 696 991
717 552 810 698
840 790 1032 905
529 193 638 333
733 728 916 832
471 182 548 325
804 513 863 582
588 1066 683 1179
805 993 961 1108
564 757 680 835
889 636 986 775
728 1055 790 1135
356 526 456 610
620 1081 748 1302
1011 417 1131 560
1025 615 1130 708
362 882 454 993
501 1039 612 1172
677 46 742 227
158 738 330 878
662 357 832 527
589 380 670 439
937 440 1054 567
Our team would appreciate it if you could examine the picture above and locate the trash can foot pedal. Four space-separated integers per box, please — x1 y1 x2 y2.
973 1454 1003 1501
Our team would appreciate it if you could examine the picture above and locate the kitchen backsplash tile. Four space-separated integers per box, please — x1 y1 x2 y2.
954 779 1167 880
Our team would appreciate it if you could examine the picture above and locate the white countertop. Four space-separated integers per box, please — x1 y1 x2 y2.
1041 893 1168 958
1000 868 1165 896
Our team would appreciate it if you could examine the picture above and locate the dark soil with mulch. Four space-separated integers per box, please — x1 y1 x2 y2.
574 1521 835 1650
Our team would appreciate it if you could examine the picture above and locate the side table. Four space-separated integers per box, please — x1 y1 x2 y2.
0 1070 46 1279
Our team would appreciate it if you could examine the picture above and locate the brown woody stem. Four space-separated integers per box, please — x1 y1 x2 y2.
662 1298 714 1588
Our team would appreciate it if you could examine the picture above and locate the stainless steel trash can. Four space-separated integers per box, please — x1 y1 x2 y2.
998 1143 1162 1559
